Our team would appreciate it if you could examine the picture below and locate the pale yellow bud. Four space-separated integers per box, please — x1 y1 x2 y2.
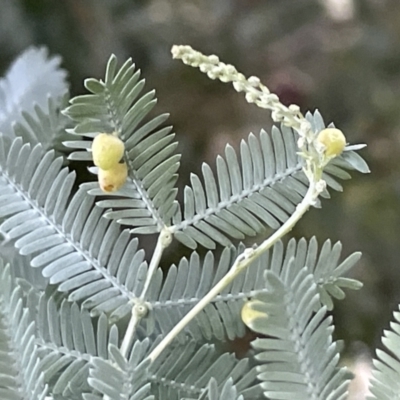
98 162 128 192
241 299 266 329
92 133 125 170
316 128 346 157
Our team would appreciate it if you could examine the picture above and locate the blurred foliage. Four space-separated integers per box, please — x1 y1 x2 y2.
1 0 400 357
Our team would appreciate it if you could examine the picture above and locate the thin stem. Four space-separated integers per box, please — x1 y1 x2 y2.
120 228 173 358
148 266 239 362
140 228 172 300
120 309 140 357
148 180 320 362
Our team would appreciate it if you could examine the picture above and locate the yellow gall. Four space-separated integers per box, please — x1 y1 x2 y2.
316 128 346 157
241 300 266 329
98 162 128 193
92 133 125 170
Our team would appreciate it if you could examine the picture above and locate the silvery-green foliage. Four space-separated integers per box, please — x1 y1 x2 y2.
368 308 400 399
148 340 260 400
86 342 153 400
0 48 372 399
0 260 48 400
35 295 119 398
0 137 150 321
248 262 353 400
13 93 74 154
85 338 260 400
171 115 369 250
11 250 49 290
63 55 180 234
146 237 362 343
0 47 68 137
61 54 368 248
198 378 243 400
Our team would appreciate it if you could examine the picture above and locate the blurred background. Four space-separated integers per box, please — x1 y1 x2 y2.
1 0 400 397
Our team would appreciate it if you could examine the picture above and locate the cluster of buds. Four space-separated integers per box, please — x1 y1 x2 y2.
173 45 350 200
171 45 306 132
92 133 127 192
171 45 348 189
